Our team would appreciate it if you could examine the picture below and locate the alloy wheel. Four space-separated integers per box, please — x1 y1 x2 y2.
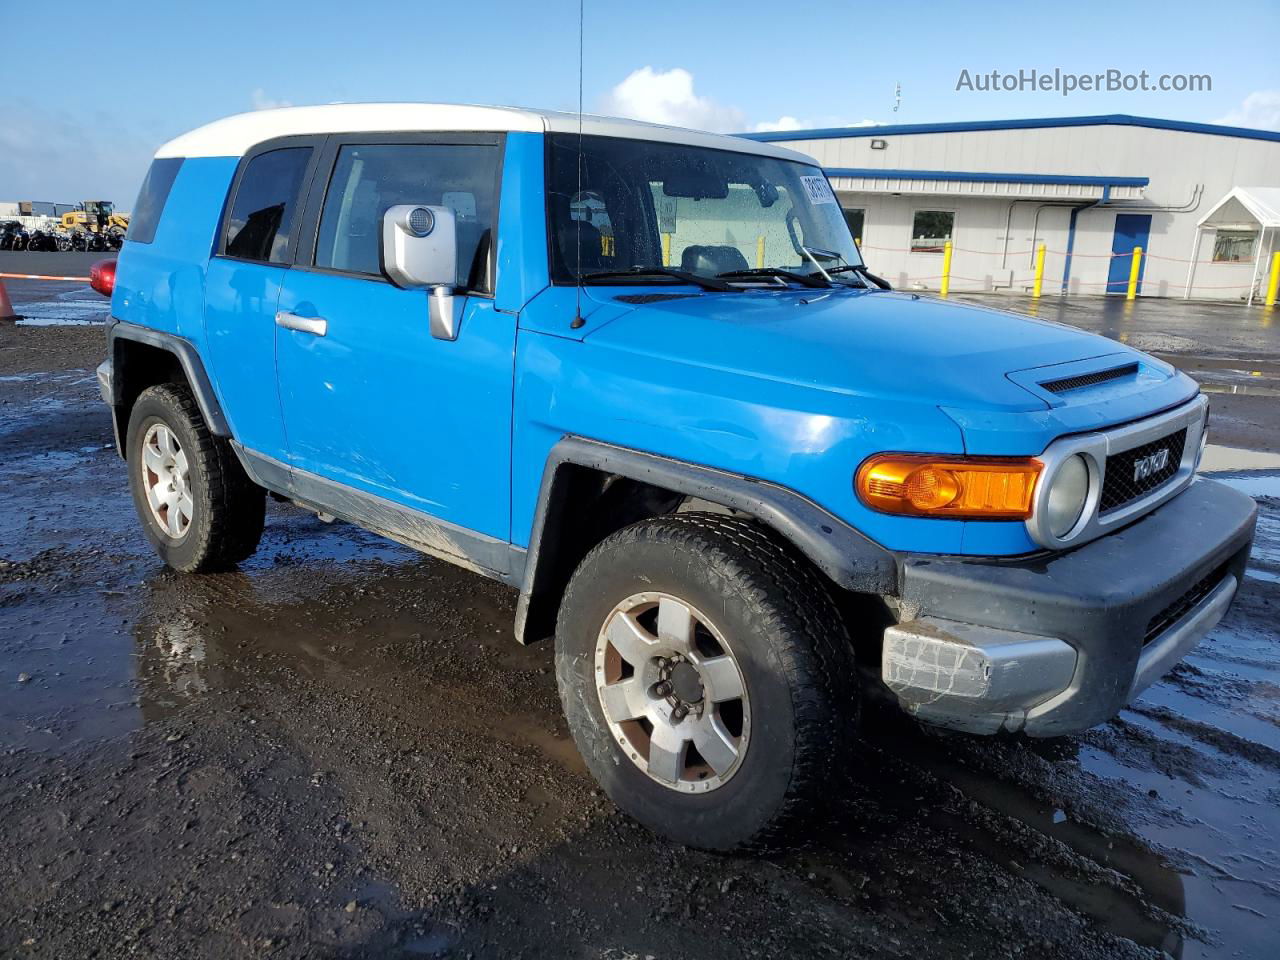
595 592 750 793
141 422 193 539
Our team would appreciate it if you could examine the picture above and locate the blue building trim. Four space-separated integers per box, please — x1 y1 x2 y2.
822 168 1149 188
741 114 1280 145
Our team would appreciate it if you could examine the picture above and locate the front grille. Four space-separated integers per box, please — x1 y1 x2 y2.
1100 428 1186 512
1041 363 1139 394
1144 562 1229 646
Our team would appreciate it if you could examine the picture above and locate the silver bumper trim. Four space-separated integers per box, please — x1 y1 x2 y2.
1130 573 1237 697
95 359 112 405
882 617 1077 734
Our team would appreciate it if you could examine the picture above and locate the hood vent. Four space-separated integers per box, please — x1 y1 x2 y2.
1041 362 1139 394
614 293 699 304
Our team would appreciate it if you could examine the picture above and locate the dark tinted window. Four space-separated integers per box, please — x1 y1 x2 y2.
126 158 183 245
842 207 865 244
315 143 501 291
223 147 311 263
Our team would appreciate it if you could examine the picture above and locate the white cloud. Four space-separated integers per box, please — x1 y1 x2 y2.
753 116 805 133
753 116 879 133
250 88 293 111
599 67 745 133
597 69 876 135
1214 90 1280 131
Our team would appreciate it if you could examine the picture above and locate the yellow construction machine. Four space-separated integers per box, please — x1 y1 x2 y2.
61 201 129 234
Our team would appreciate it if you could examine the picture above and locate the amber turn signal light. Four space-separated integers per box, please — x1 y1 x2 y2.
856 454 1041 519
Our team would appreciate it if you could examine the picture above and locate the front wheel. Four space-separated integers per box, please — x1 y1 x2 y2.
126 383 265 572
555 513 858 849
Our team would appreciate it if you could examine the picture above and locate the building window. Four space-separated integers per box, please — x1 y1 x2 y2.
842 207 865 244
910 210 954 253
1212 229 1258 263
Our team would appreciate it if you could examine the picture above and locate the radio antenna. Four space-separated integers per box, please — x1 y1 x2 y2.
570 0 586 330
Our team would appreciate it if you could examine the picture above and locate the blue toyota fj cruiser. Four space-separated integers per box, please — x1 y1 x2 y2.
96 104 1256 849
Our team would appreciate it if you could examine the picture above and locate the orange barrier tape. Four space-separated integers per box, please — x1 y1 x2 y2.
0 272 92 282
860 244 1227 263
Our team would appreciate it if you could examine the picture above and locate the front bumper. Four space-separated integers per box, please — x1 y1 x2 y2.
883 478 1256 736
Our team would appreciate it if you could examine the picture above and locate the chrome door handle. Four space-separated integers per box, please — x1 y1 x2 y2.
275 311 327 336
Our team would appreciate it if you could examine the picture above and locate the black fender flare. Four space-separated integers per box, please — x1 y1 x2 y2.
105 319 230 453
513 436 897 643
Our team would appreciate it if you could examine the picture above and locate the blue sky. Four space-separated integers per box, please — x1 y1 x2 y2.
2 0 1277 206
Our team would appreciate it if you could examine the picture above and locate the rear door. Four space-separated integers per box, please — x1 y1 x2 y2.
274 134 515 542
203 140 321 459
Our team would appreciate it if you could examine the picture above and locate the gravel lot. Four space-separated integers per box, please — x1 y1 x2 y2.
2 255 1278 959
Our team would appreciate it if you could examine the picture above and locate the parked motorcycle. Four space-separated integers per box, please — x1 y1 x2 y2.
25 229 59 252
0 220 29 251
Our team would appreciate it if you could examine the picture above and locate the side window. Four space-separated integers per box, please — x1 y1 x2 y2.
223 147 312 264
127 158 183 245
314 143 501 292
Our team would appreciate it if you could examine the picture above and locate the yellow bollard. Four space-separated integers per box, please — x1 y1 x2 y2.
854 236 861 248
1032 243 1046 299
1126 246 1143 301
662 233 671 267
940 240 953 298
1266 251 1280 307
756 235 765 269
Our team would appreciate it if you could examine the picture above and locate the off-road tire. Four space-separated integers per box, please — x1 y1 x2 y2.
126 383 265 572
556 512 858 850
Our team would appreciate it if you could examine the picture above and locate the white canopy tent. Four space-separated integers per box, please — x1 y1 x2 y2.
1185 186 1280 304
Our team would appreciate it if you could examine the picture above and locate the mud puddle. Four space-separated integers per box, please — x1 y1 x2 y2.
11 287 108 326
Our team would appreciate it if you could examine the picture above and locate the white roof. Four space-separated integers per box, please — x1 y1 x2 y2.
1197 186 1280 230
155 102 816 163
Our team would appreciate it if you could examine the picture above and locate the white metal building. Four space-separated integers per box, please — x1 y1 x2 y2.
741 115 1280 301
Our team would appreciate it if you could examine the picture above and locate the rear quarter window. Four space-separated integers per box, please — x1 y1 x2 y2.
126 158 183 245
221 147 312 264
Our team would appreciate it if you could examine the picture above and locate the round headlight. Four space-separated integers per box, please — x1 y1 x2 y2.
1046 454 1090 538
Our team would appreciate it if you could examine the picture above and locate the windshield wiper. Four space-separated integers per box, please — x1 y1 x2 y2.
715 268 829 289
820 264 892 290
576 267 740 292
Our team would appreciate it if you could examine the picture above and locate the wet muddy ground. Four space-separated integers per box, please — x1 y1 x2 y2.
2 262 1279 959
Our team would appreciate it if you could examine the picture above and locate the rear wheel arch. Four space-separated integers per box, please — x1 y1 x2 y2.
108 322 230 457
514 437 898 644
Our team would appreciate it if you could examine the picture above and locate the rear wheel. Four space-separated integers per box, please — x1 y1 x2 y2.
126 383 265 572
555 512 858 849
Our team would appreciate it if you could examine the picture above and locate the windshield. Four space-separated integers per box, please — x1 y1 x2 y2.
546 134 862 285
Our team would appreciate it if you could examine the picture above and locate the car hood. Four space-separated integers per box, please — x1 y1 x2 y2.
583 288 1189 417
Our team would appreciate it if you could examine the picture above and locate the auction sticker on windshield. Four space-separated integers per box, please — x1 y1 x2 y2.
800 175 837 204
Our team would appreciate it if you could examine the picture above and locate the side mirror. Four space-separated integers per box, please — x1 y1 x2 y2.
382 204 460 340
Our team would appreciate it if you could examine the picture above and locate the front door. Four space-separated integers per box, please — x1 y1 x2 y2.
1106 213 1152 295
274 136 514 543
